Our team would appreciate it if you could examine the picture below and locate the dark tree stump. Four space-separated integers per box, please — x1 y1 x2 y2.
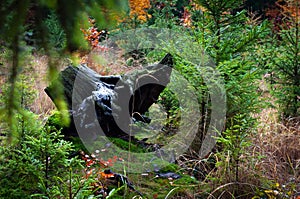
45 54 173 140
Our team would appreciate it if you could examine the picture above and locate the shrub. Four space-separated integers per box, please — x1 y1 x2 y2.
0 112 90 198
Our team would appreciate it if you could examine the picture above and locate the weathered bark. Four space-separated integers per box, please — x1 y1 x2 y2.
45 54 173 139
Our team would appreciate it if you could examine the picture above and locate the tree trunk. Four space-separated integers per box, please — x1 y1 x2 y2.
45 54 173 140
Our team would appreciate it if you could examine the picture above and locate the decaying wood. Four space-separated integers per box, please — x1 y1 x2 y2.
45 54 173 139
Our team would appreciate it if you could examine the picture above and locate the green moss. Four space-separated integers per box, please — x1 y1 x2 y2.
159 163 180 173
45 111 69 131
108 137 147 153
102 171 200 199
173 175 198 185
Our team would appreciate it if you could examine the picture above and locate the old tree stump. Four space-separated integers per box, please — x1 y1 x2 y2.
45 54 173 142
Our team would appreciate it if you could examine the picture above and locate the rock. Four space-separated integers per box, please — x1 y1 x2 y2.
156 172 181 180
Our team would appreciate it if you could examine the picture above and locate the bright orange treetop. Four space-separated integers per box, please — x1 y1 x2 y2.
128 0 151 21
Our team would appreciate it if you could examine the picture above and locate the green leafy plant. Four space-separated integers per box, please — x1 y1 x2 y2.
216 114 252 182
206 114 261 198
158 88 180 130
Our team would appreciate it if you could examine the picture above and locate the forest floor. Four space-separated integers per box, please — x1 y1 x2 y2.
10 48 300 198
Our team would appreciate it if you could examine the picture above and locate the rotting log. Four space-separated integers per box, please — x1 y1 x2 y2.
45 54 173 140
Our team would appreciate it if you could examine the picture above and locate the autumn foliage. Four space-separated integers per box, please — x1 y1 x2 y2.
266 0 299 32
128 0 151 21
80 17 109 48
81 151 125 196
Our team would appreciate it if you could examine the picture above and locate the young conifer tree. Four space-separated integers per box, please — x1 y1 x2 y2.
195 0 268 125
270 0 299 118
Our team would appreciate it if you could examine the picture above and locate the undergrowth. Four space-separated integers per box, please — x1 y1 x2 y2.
0 0 299 198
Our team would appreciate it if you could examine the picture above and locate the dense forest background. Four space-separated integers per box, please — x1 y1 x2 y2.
0 0 299 198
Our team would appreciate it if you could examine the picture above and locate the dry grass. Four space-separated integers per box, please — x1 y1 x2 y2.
0 52 65 118
28 55 56 116
80 46 144 76
248 83 300 198
252 106 300 187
